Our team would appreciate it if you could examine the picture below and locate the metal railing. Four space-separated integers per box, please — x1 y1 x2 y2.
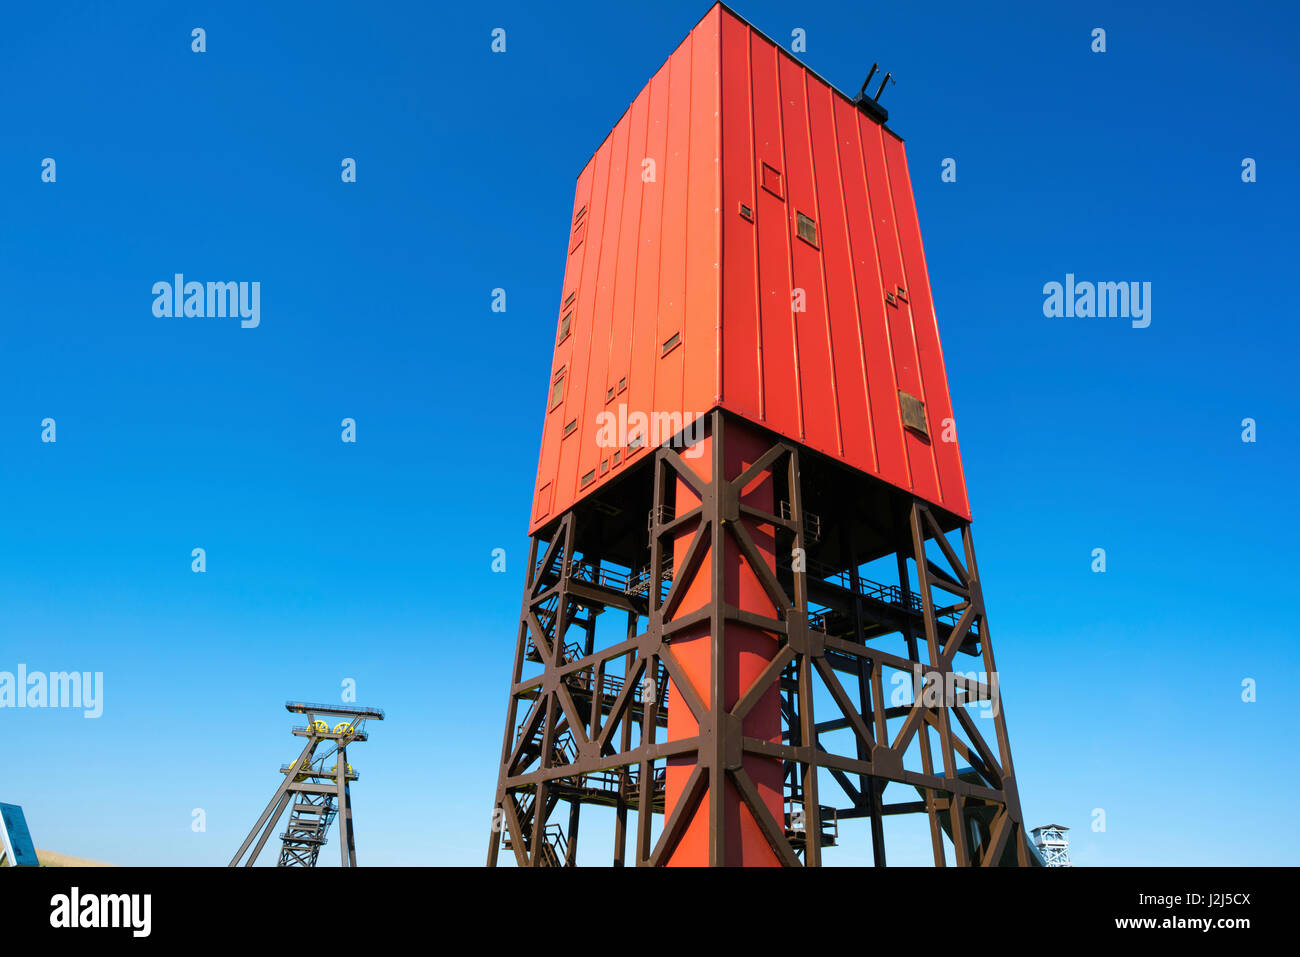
290 724 368 741
571 559 631 592
539 823 568 866
778 501 822 543
524 635 584 664
279 763 359 781
784 796 838 844
647 503 675 529
626 559 673 598
283 701 385 720
788 558 970 632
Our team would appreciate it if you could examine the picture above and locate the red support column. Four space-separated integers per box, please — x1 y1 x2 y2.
662 419 784 865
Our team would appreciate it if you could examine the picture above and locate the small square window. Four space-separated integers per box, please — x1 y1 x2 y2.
739 202 754 221
629 433 644 451
606 386 615 403
563 291 576 307
617 377 627 393
580 469 596 487
796 212 817 247
599 459 610 475
899 390 928 438
613 451 622 465
563 419 578 437
574 205 587 223
558 312 572 341
549 375 565 409
661 332 681 356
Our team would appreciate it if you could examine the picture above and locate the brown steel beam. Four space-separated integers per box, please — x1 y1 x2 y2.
486 411 1029 867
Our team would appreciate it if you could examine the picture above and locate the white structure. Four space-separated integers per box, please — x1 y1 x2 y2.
1030 824 1071 867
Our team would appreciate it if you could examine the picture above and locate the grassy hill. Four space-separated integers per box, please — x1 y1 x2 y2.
35 848 111 867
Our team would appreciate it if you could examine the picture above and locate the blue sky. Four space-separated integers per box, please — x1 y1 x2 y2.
1 0 1296 866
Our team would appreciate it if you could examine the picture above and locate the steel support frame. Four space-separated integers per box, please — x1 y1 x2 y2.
230 725 366 868
487 410 1028 867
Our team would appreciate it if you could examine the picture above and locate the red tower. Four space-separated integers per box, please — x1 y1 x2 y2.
489 3 1033 867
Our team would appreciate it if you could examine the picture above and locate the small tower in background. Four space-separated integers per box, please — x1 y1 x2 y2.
1031 824 1071 867
230 701 384 867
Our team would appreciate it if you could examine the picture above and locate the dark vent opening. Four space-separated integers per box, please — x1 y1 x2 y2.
899 390 928 438
796 212 817 246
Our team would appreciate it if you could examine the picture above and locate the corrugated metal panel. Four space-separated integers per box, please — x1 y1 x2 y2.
716 7 971 521
719 12 763 426
748 30 800 441
883 132 970 517
682 14 724 421
531 7 723 532
810 82 874 473
531 3 971 531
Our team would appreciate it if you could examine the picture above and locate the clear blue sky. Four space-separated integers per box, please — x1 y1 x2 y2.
1 0 1296 866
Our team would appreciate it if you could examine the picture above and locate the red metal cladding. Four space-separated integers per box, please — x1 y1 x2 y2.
716 7 970 519
532 5 722 532
530 3 970 533
663 423 783 866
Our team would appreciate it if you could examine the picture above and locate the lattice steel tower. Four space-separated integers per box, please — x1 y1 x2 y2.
488 3 1035 867
231 701 384 867
1031 825 1071 867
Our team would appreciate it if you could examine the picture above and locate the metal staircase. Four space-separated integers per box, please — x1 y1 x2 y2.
277 791 339 867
